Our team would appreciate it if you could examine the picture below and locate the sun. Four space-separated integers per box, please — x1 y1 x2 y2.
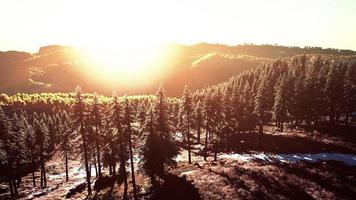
82 42 166 86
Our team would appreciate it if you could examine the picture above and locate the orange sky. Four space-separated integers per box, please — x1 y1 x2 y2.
1 0 356 52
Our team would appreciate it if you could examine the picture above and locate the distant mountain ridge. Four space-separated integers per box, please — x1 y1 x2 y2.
1 43 355 96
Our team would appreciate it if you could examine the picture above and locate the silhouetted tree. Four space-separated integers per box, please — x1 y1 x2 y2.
194 100 203 144
123 97 137 200
72 86 91 195
90 93 103 178
179 85 193 164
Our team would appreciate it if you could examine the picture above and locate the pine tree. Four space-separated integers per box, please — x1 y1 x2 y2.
22 114 37 186
110 93 129 199
58 111 74 182
202 90 213 161
273 74 289 131
140 85 178 189
344 63 356 124
179 85 193 164
152 84 179 170
194 100 203 144
254 75 269 146
90 93 103 178
325 63 339 123
33 117 49 188
123 97 137 200
222 86 233 151
136 101 146 131
0 106 19 197
140 106 159 190
72 86 91 195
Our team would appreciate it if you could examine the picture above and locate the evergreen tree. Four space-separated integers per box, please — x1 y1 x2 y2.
140 85 178 189
140 106 159 189
273 74 289 131
202 90 213 161
179 85 193 164
0 106 19 197
33 117 49 188
72 86 91 195
90 93 103 178
325 63 339 123
222 86 234 151
194 100 203 144
22 115 37 186
254 75 269 146
58 111 74 182
110 93 129 199
123 97 137 200
344 63 356 124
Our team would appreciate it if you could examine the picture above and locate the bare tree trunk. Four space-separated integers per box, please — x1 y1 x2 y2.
204 129 208 161
40 162 43 188
128 131 137 200
65 153 69 182
121 160 128 200
32 170 36 187
187 115 191 164
40 161 46 188
113 162 116 176
197 123 201 143
214 139 217 161
12 179 18 196
95 125 101 178
8 178 14 198
94 160 98 178
80 124 91 195
258 123 263 147
43 163 47 188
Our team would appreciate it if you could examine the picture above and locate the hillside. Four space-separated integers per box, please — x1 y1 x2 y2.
1 44 355 96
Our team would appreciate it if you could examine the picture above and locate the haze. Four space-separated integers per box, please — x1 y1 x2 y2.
1 0 356 53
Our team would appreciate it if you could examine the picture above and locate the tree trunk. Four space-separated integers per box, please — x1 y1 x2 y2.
128 131 137 200
113 162 116 176
43 163 47 188
187 115 191 164
345 111 350 125
204 128 208 161
30 150 36 187
226 131 230 152
80 124 92 195
97 147 101 178
95 125 101 178
197 123 201 143
214 139 217 161
121 160 128 200
8 178 14 198
150 173 156 191
12 179 18 196
32 170 36 187
258 123 263 147
94 160 98 178
40 162 43 188
65 153 69 182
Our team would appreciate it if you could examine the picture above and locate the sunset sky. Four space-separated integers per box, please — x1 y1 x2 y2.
1 0 356 52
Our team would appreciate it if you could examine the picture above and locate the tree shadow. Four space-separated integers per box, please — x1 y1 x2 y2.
229 131 355 154
150 173 201 200
268 160 356 199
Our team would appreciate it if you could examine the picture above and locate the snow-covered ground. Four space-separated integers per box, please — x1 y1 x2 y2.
219 153 356 166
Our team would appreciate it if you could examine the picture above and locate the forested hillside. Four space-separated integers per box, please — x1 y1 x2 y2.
1 54 355 199
1 44 355 96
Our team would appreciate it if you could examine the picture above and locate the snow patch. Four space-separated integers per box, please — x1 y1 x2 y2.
220 153 356 166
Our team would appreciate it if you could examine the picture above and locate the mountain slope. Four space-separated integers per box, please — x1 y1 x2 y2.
0 44 355 96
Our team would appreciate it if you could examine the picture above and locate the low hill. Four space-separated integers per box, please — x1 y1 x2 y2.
0 43 355 96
